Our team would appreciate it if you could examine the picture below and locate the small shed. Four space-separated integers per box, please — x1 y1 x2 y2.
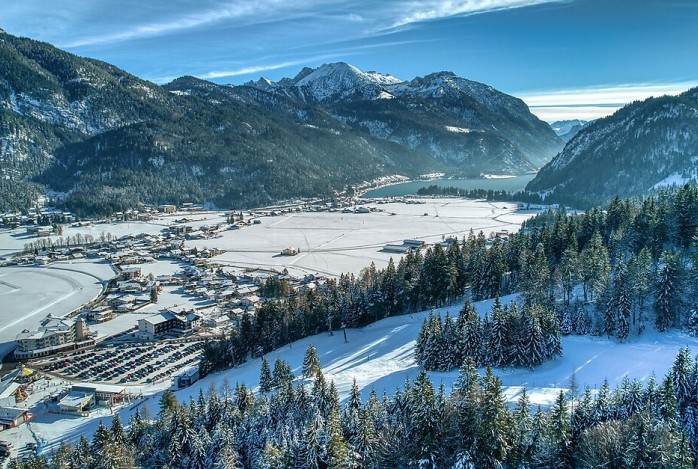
173 366 200 389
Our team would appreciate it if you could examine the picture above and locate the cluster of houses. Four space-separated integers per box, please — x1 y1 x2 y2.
9 202 339 362
0 207 75 229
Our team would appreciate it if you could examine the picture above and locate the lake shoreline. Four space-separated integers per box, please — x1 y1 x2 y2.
361 174 537 198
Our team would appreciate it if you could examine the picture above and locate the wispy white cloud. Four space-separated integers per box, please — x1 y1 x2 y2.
61 0 291 47
519 82 698 122
198 53 350 80
519 82 698 107
57 0 564 48
389 0 566 28
148 52 354 83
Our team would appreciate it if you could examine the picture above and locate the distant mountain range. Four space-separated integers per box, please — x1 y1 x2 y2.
550 119 589 142
0 31 561 215
243 63 562 169
527 88 698 206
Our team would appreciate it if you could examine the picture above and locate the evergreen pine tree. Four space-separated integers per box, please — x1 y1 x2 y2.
655 250 681 331
259 356 273 393
488 298 508 367
302 344 322 379
273 358 294 389
510 388 533 468
475 367 510 467
686 305 698 337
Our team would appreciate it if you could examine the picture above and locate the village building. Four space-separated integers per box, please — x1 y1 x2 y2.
173 366 199 389
58 391 94 415
120 266 142 280
15 316 93 359
0 407 29 430
136 309 201 339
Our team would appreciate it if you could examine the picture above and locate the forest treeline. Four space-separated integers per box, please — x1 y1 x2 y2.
201 184 698 375
11 346 698 468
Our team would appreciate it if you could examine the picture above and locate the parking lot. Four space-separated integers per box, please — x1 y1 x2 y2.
35 340 203 385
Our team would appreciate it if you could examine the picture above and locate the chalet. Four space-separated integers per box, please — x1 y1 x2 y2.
109 294 137 308
0 407 29 430
120 266 142 280
158 204 176 214
116 281 146 293
85 306 114 323
240 295 260 308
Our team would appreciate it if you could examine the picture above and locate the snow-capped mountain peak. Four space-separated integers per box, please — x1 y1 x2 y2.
243 77 277 90
244 62 402 103
550 119 587 135
290 62 402 102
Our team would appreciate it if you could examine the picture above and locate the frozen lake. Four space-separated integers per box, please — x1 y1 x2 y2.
362 174 536 198
0 260 115 356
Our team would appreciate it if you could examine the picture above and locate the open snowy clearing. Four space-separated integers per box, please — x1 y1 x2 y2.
8 296 698 455
0 260 115 356
188 199 540 277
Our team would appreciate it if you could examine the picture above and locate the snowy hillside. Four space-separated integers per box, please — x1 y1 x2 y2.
8 295 698 455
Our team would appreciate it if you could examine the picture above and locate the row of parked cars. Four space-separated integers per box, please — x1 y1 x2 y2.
38 341 203 384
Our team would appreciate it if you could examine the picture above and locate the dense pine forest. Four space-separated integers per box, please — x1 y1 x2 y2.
414 300 562 371
10 346 698 468
201 184 698 375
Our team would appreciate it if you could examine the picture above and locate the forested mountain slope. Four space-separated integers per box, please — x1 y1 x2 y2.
527 88 698 207
0 33 439 215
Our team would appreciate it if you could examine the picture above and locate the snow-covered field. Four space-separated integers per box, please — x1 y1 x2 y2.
188 199 537 277
0 260 114 356
7 296 698 455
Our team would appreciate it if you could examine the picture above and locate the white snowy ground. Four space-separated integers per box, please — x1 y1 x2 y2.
187 199 538 277
0 260 115 356
0 200 538 276
7 296 698 455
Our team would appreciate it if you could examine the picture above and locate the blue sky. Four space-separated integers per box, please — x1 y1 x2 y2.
2 0 697 121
